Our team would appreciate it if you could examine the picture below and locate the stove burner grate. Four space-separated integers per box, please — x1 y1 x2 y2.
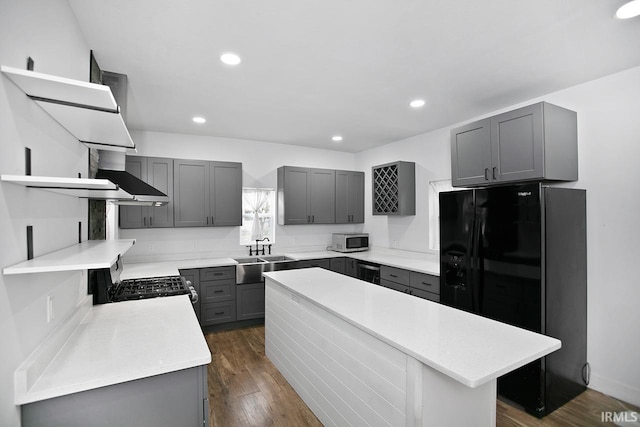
112 276 189 301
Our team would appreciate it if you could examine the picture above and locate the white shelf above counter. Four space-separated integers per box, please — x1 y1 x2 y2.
3 239 136 276
0 65 135 150
1 174 136 201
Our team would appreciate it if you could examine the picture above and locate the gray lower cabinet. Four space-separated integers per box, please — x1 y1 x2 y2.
296 258 331 270
22 365 209 427
277 166 336 225
174 160 242 227
380 265 440 302
236 282 266 320
451 102 578 187
179 268 200 321
199 266 237 326
335 170 365 223
330 257 345 274
120 156 174 228
344 258 358 277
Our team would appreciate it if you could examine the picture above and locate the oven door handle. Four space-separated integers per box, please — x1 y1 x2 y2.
186 281 198 304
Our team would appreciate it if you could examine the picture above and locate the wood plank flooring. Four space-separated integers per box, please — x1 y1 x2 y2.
205 325 639 426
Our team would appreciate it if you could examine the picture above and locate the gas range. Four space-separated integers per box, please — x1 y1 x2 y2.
90 258 197 305
112 276 196 302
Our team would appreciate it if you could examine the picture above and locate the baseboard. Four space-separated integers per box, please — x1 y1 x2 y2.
589 373 640 408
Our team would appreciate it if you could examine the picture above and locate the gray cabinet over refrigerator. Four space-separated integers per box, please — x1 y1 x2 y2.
450 102 578 187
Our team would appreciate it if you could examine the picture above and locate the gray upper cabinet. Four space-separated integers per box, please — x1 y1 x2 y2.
372 161 415 215
450 119 491 187
174 160 242 227
335 170 365 224
120 156 174 229
277 166 336 225
210 162 243 227
451 102 578 187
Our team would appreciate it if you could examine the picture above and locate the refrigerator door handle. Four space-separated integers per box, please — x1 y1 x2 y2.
471 211 483 313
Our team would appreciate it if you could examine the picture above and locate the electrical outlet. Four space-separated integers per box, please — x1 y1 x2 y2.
47 295 54 323
391 240 397 248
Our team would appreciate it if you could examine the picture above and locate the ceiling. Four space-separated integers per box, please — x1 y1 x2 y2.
68 0 640 153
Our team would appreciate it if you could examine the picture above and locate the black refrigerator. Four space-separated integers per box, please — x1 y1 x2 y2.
439 182 587 417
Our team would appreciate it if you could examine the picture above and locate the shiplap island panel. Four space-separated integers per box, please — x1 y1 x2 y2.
263 269 560 426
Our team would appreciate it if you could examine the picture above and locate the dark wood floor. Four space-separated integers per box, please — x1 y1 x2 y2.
205 325 638 426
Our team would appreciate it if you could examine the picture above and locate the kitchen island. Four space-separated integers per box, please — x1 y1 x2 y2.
263 268 561 426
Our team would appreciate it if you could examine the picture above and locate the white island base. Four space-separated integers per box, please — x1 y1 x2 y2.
264 269 560 426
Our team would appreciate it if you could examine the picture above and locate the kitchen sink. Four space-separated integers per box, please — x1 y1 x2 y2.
234 255 297 284
233 257 266 264
258 255 295 262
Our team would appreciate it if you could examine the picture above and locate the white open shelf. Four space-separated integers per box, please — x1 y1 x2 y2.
3 239 136 275
1 174 136 201
1 65 135 150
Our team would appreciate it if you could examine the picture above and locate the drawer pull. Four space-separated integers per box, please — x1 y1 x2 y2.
214 272 223 276
390 274 398 278
422 282 431 286
215 311 225 315
214 290 224 293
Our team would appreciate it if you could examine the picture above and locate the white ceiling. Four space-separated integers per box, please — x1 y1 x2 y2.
68 0 640 153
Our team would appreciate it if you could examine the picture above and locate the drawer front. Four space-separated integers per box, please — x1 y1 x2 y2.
380 266 410 285
200 266 235 282
201 280 235 303
296 259 331 270
411 288 440 303
380 279 409 293
410 272 440 294
201 301 236 326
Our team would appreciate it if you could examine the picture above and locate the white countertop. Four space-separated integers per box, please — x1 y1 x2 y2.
15 296 211 405
121 247 439 280
263 268 560 388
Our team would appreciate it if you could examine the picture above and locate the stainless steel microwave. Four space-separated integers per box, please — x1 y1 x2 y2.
331 233 369 253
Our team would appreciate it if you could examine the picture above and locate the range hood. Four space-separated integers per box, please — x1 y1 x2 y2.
94 150 169 206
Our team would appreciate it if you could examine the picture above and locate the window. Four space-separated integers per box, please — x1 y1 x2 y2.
240 188 276 245
428 179 464 251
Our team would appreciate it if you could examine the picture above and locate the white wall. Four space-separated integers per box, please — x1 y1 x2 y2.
120 131 362 261
356 66 640 406
0 1 91 425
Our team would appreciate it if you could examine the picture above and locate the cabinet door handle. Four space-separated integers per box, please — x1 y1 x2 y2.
492 167 497 180
211 217 214 226
484 168 489 181
149 217 153 226
307 215 311 223
206 217 209 225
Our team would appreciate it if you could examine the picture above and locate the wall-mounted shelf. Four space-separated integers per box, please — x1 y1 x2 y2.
1 174 136 201
0 65 135 150
3 239 135 275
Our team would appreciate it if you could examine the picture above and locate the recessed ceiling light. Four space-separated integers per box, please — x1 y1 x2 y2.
410 99 426 108
192 116 206 124
616 0 640 18
332 135 343 142
220 52 241 65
